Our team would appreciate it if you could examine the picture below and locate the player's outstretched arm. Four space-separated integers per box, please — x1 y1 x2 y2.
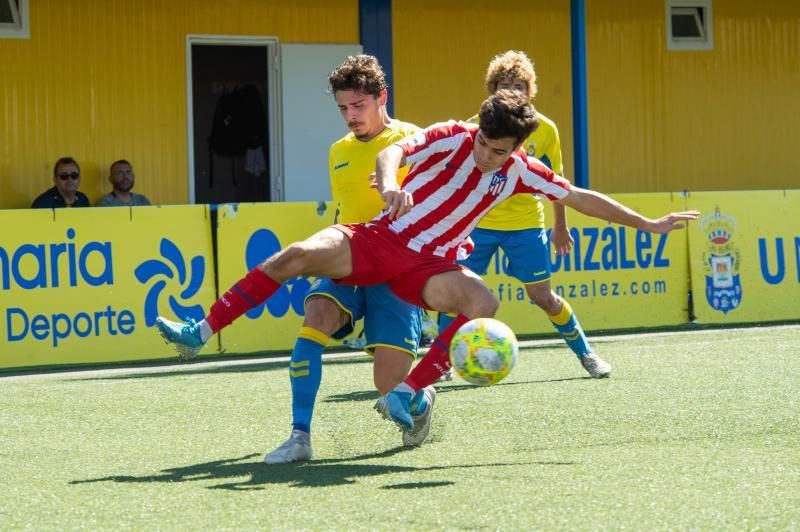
558 187 699 234
376 144 413 219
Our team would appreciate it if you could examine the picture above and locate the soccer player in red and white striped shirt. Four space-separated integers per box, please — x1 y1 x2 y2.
156 90 699 434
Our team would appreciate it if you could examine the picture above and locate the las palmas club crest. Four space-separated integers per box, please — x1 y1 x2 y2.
701 208 741 314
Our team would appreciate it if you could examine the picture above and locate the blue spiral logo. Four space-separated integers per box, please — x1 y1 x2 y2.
134 239 206 326
244 229 310 319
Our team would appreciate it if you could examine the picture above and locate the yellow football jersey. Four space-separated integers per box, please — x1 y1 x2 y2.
467 112 564 231
329 120 420 224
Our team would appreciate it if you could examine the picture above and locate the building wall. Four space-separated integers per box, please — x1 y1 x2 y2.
393 0 799 193
392 0 575 179
2 0 798 210
0 0 358 209
586 0 800 192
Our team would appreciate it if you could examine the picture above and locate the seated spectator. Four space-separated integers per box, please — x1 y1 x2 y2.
96 160 152 207
31 157 91 209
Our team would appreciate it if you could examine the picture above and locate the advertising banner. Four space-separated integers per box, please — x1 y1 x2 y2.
0 206 218 369
687 190 800 323
489 193 692 333
215 202 334 354
217 194 694 355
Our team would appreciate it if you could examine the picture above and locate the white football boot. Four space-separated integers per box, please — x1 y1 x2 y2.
580 353 612 378
264 430 312 464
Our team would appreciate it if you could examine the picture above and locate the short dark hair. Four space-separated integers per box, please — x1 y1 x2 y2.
53 156 80 176
478 89 540 145
328 54 387 97
109 159 131 173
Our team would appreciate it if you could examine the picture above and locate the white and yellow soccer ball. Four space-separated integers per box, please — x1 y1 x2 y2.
449 318 518 386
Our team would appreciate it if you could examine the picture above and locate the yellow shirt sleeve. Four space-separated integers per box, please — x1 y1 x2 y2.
541 117 564 175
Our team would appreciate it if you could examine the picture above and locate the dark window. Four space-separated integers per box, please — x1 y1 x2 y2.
0 0 24 34
0 0 19 26
667 2 712 50
671 8 705 39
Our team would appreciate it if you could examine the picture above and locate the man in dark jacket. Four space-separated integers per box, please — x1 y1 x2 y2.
31 156 90 209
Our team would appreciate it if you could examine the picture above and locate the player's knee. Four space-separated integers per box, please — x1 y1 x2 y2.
262 242 309 279
528 287 561 314
303 298 346 335
463 291 499 319
484 296 500 317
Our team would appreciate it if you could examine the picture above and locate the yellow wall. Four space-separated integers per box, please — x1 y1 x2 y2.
3 0 798 209
0 0 358 209
394 1 799 193
586 0 800 192
392 0 575 180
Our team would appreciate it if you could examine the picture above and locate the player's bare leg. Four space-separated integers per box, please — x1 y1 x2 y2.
372 345 436 446
265 297 350 464
378 270 498 430
526 281 611 378
373 347 414 395
156 228 353 359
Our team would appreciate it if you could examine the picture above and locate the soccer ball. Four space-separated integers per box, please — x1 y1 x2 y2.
449 318 518 386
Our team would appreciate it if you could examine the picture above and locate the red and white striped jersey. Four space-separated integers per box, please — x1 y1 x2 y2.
373 120 571 260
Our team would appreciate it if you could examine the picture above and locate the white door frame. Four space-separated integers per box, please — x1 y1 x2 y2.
185 35 284 204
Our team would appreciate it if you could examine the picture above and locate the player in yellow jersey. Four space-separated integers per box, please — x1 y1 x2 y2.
264 55 435 464
441 50 612 378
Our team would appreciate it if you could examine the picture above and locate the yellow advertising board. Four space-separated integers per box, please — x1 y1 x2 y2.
0 206 218 369
216 194 694 353
687 190 800 323
489 193 692 333
215 202 335 354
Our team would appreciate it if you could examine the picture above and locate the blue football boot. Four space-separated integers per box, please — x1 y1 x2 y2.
403 386 436 447
374 388 414 431
155 316 205 360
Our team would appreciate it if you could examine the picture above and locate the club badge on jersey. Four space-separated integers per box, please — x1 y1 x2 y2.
488 173 509 196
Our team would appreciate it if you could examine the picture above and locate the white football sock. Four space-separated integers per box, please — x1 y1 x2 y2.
198 319 213 342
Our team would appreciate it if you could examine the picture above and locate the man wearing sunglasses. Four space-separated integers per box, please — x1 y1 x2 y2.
31 156 90 209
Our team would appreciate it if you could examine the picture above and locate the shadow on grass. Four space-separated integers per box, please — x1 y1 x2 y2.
70 450 573 491
381 481 455 489
321 376 589 403
421 376 590 394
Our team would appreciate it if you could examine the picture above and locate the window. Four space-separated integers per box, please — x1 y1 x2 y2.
0 0 29 39
666 0 713 51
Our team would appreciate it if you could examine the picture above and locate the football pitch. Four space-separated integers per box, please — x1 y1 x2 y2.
1 325 798 529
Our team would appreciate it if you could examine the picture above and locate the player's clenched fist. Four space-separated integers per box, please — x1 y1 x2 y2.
381 188 414 220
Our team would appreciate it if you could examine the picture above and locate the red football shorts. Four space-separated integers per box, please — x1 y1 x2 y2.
332 222 468 310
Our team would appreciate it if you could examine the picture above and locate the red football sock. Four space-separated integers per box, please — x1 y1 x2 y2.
405 315 469 391
206 268 281 333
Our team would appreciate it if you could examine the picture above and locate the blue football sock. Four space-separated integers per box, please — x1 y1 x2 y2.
549 300 592 358
290 327 328 434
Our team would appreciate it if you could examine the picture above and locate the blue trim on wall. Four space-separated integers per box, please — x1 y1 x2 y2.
359 0 394 116
570 0 589 189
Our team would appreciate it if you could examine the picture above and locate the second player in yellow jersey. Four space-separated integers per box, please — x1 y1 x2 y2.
441 50 613 379
329 120 418 224
265 55 434 464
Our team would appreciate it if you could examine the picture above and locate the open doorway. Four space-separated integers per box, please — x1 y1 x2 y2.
187 38 280 204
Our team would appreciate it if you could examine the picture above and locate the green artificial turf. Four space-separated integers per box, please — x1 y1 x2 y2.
1 326 798 529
